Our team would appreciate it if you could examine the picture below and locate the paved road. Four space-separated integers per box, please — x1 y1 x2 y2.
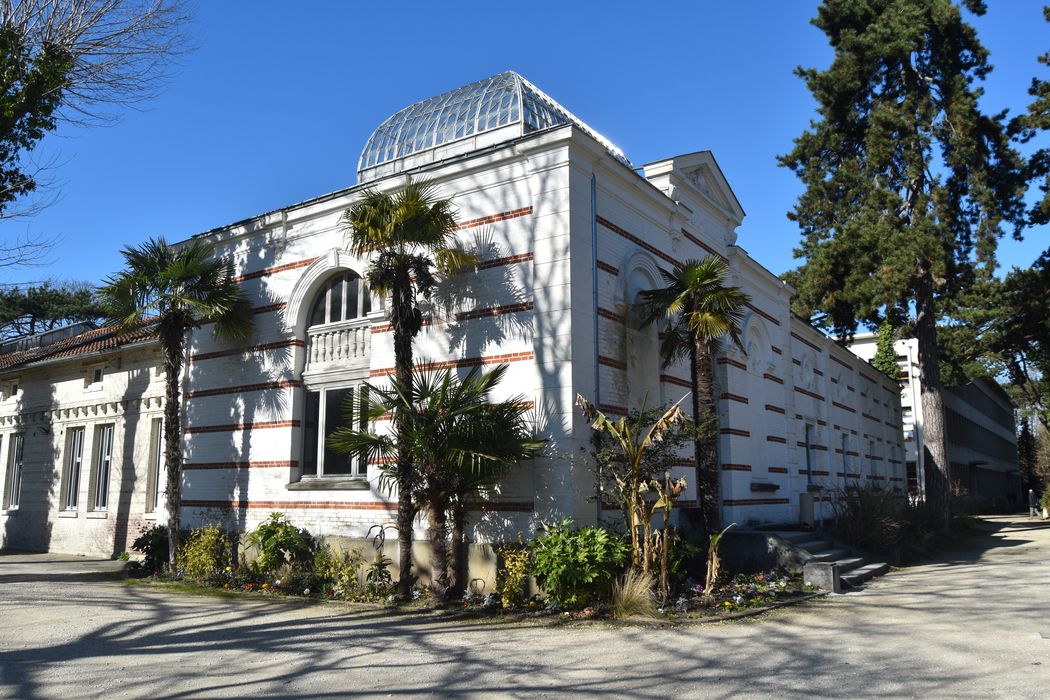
1 516 1048 699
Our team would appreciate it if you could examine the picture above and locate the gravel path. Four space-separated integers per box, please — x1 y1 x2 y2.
1 515 1048 699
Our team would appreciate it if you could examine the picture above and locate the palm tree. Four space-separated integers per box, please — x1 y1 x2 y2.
328 364 542 601
100 237 252 567
642 257 750 537
344 178 471 598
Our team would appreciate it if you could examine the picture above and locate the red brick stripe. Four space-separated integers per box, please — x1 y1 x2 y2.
771 346 783 355
721 392 749 404
790 331 822 353
186 380 301 399
597 216 678 267
745 302 781 327
596 260 619 275
662 374 692 389
765 403 786 414
598 355 627 371
833 400 857 414
720 428 751 437
681 229 726 260
718 357 747 370
722 463 752 471
599 403 628 416
185 420 298 434
184 461 297 470
190 340 304 363
456 206 533 230
597 307 625 324
859 372 876 384
233 258 318 283
794 386 825 401
863 412 881 423
768 467 789 474
763 373 784 385
725 498 790 506
831 354 854 370
475 252 533 271
766 435 787 444
369 352 533 377
455 301 533 321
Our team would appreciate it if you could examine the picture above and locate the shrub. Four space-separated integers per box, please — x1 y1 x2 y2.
177 525 230 582
132 524 169 572
611 569 657 619
315 543 365 593
530 520 628 607
364 549 394 599
496 539 530 609
831 484 907 555
246 512 318 576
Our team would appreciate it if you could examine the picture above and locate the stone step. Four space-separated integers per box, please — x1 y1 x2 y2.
795 539 834 553
840 562 890 588
806 548 850 563
771 531 813 545
831 556 866 572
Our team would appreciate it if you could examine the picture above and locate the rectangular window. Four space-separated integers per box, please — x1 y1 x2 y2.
302 386 367 478
145 418 164 513
4 434 23 509
63 427 85 510
91 424 115 511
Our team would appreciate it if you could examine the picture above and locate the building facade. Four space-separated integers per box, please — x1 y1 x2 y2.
0 72 903 562
849 334 1020 509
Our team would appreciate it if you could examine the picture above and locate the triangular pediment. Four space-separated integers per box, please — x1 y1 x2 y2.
643 151 746 224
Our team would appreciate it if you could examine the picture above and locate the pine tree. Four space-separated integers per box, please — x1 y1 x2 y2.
779 0 1028 525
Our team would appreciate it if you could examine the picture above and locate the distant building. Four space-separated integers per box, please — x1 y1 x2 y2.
0 72 903 569
849 334 1020 509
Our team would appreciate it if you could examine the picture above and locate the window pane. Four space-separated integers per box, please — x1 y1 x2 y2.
303 391 320 476
347 275 360 319
309 290 326 327
66 427 84 510
329 276 344 323
94 425 113 511
361 281 372 315
322 388 354 475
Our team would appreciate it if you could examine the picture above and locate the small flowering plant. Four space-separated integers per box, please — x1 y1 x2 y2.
686 569 802 613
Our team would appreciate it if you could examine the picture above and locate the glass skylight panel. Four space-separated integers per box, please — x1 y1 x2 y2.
357 71 633 177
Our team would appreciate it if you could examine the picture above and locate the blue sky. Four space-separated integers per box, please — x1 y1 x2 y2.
2 1 1047 287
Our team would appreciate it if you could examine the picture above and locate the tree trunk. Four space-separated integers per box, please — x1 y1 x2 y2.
391 279 417 598
161 319 185 570
448 498 466 597
427 501 450 601
693 335 721 536
915 270 951 526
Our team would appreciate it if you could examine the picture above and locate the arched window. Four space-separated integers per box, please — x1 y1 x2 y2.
308 271 371 327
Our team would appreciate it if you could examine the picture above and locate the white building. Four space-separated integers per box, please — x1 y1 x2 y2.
849 334 1019 508
0 72 903 570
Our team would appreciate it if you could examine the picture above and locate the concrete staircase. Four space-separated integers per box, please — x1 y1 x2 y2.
772 531 890 590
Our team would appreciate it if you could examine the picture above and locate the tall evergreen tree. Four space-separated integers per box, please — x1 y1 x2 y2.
779 0 1027 524
1015 6 1050 226
0 282 103 339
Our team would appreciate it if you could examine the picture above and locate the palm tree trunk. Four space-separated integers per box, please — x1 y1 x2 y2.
915 269 951 526
391 279 417 598
427 501 450 601
693 334 721 536
448 498 465 597
161 318 186 570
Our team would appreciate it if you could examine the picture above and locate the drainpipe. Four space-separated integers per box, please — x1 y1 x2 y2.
592 173 601 523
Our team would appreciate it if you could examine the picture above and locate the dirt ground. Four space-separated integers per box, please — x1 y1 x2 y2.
1 514 1048 699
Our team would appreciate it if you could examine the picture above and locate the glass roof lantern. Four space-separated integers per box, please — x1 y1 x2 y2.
357 71 631 181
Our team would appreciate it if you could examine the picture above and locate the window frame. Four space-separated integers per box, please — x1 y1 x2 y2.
90 423 115 512
308 271 371 329
301 384 369 480
62 426 85 511
145 417 164 514
3 433 23 510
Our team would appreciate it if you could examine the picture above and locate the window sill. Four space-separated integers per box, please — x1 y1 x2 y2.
86 511 108 519
58 510 79 518
144 512 158 521
287 478 370 491
1 508 17 516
